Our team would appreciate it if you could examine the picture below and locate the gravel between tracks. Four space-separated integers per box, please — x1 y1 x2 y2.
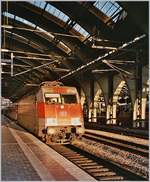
73 138 148 179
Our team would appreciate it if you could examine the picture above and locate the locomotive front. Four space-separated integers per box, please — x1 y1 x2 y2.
37 82 84 143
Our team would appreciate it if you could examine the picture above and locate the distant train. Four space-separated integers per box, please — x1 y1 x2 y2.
7 81 85 143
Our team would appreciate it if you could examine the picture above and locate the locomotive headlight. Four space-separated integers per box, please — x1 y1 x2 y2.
47 128 56 135
71 118 81 125
46 118 57 126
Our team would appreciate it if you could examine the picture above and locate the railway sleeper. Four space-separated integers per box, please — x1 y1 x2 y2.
88 168 109 173
99 176 124 181
83 165 104 169
74 160 94 164
64 154 82 158
67 157 87 160
79 162 98 166
70 157 90 160
59 150 77 153
92 171 116 177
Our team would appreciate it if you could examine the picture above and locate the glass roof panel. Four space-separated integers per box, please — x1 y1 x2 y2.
46 3 54 13
53 8 59 16
3 12 71 55
40 1 46 9
15 16 36 28
101 2 112 14
114 2 120 8
94 1 106 9
113 14 120 22
94 1 122 21
3 12 15 19
30 0 46 9
45 3 69 23
30 2 90 40
73 23 90 37
106 5 117 16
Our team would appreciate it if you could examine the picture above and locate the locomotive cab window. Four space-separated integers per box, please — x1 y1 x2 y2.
45 93 61 104
61 94 77 104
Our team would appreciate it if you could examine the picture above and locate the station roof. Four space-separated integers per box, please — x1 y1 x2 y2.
1 1 148 101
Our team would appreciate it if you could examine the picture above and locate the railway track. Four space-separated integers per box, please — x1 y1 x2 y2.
83 132 149 157
50 144 147 181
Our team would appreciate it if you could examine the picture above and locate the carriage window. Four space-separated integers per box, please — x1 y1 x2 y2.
61 94 77 104
45 93 61 104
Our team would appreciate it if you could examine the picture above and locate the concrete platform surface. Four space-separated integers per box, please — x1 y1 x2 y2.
85 129 148 146
2 115 96 181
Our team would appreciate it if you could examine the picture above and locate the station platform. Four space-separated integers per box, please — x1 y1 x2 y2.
85 122 148 138
85 129 149 146
2 115 96 181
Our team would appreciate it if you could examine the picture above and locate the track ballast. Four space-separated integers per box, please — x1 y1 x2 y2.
50 144 147 181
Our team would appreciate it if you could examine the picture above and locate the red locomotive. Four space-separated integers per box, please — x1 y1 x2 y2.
8 81 85 143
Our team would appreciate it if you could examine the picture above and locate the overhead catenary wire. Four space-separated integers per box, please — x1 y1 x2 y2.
1 62 31 68
106 59 135 64
91 37 123 44
1 49 74 62
1 49 76 64
12 60 59 77
14 56 55 61
2 25 125 46
102 60 123 74
1 49 55 57
92 69 114 73
14 55 76 60
2 25 72 55
57 34 146 81
2 25 84 38
102 60 132 75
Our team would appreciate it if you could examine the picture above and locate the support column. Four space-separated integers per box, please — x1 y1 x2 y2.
112 75 125 125
11 53 14 76
106 75 114 124
141 66 148 128
133 51 143 128
92 81 103 122
78 79 91 122
97 76 111 124
89 79 96 122
125 78 136 127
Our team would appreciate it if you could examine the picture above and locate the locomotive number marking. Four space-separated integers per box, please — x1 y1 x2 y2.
59 111 67 117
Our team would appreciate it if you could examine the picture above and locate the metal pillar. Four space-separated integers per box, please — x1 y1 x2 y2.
11 53 13 76
106 75 114 124
133 51 143 128
89 79 95 122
